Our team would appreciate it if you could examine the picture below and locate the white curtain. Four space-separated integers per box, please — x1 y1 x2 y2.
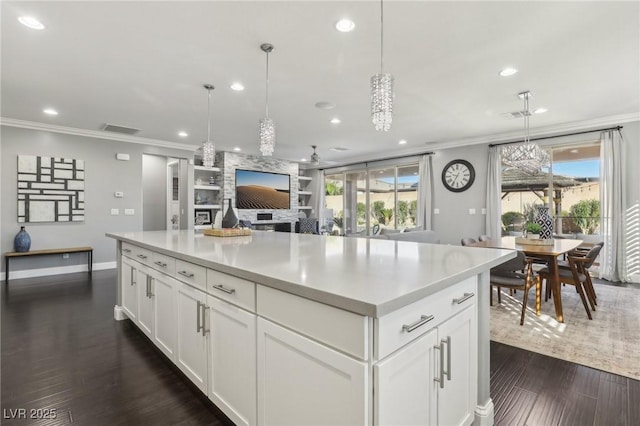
309 168 325 220
417 154 433 230
485 146 502 239
600 130 629 281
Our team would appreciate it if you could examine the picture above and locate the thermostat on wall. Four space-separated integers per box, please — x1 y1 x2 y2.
116 153 130 161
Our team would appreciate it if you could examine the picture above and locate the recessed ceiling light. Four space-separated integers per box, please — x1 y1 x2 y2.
315 101 336 110
330 118 341 124
233 147 241 151
43 108 58 116
570 149 579 154
230 82 245 91
499 67 518 77
18 16 45 30
335 19 355 32
178 131 188 137
398 139 407 145
533 107 548 114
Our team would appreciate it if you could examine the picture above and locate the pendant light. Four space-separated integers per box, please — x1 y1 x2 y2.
310 145 320 165
201 84 216 168
259 43 275 156
370 0 394 131
501 91 550 174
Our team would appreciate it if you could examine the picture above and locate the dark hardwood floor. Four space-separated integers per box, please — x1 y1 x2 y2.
2 270 638 425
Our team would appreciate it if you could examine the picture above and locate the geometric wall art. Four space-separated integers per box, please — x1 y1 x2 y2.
17 155 85 223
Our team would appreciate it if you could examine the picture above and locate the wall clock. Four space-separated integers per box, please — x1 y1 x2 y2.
442 159 475 192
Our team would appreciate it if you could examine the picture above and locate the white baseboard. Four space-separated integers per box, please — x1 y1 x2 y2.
114 305 128 321
475 399 495 426
2 261 116 281
630 273 640 284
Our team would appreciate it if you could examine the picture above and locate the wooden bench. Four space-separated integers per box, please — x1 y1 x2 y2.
4 246 93 283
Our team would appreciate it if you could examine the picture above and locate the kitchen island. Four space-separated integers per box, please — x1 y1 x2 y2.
107 230 513 426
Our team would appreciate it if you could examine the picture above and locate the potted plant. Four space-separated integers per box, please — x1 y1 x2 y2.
524 222 542 239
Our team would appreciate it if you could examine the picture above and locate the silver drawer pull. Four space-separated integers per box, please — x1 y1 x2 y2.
123 248 132 253
453 292 474 305
131 268 136 286
154 261 168 268
434 341 445 389
402 315 434 333
212 284 236 295
178 270 195 279
137 254 148 260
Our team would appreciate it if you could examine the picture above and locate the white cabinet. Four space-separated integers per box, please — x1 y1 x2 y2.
208 296 256 426
136 265 154 339
151 273 179 362
176 281 209 393
193 165 221 230
257 318 368 426
121 257 138 321
375 306 477 426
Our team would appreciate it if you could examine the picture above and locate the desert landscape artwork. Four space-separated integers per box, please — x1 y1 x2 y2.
236 169 290 209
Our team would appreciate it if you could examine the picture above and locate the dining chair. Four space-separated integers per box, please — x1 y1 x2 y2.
461 238 477 246
489 251 541 326
537 245 602 320
478 235 491 242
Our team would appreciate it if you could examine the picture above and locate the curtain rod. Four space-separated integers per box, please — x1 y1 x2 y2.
319 151 434 171
488 125 623 147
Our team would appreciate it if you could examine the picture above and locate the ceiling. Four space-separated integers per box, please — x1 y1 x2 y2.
2 1 639 167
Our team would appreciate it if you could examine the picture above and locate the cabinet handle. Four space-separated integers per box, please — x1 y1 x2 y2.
178 270 195 279
434 342 445 389
196 301 202 333
131 268 136 286
212 284 236 295
452 292 475 305
146 276 150 297
137 254 148 260
148 277 154 297
443 336 452 381
402 315 434 333
123 248 132 253
201 305 209 336
154 261 167 268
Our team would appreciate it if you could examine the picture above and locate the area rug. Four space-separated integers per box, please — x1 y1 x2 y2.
490 282 640 380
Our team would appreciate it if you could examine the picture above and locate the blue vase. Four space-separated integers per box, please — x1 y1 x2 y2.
14 226 31 252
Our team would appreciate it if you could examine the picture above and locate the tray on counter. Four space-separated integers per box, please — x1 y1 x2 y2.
204 228 252 237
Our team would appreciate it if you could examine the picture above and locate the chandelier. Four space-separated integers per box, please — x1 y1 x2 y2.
310 145 320 165
201 84 216 168
371 0 394 131
259 43 275 156
501 91 549 174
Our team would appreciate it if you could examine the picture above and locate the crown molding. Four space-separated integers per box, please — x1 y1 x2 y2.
0 117 198 151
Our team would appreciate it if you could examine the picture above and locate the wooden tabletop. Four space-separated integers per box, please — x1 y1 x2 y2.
470 236 583 256
4 246 93 257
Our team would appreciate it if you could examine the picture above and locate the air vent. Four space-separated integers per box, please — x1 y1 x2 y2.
500 110 531 119
101 123 141 135
329 147 349 152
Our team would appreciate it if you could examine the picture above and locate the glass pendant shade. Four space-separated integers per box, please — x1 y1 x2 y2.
371 73 394 131
201 84 216 168
259 117 275 156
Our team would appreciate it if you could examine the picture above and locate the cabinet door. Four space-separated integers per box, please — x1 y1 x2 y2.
257 318 368 426
437 306 477 426
374 328 438 426
176 282 208 393
121 258 138 321
152 273 178 362
136 266 154 339
208 296 256 426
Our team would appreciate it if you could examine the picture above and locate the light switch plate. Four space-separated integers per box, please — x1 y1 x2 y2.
469 208 476 215
124 209 135 216
110 208 119 215
434 208 440 215
481 208 487 215
114 191 124 198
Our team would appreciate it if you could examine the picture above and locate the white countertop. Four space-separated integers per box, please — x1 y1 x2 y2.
106 230 514 317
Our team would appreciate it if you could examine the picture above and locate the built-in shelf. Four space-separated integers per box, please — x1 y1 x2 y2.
194 225 213 230
194 185 221 191
194 165 221 172
194 204 221 209
298 206 312 210
298 190 312 195
298 176 312 181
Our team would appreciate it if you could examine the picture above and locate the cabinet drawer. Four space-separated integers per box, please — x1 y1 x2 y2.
207 269 255 312
376 276 476 360
174 259 207 291
122 242 153 267
257 285 368 360
151 252 176 276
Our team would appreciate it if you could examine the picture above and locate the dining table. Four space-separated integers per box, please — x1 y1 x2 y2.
470 236 583 323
